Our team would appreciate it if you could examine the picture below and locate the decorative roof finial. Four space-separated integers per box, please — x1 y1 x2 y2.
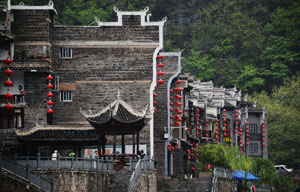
113 6 119 13
48 0 54 6
117 90 121 100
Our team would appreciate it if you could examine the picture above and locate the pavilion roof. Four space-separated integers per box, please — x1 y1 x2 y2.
81 95 148 125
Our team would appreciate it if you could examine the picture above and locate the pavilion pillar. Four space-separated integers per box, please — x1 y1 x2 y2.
132 133 135 154
121 134 125 154
136 132 140 153
113 132 116 154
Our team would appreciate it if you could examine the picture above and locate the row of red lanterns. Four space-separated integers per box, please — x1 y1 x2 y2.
167 143 175 152
222 109 228 138
157 54 164 84
170 80 183 127
46 74 54 114
204 119 209 143
215 119 220 144
3 57 14 109
195 108 200 136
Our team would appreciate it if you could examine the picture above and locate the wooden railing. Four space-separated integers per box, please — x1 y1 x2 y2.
8 154 114 171
0 94 25 104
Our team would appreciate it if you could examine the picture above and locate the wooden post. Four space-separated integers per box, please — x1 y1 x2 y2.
121 134 125 154
132 133 135 154
137 132 140 153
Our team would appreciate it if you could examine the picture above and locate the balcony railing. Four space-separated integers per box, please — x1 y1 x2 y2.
0 94 25 104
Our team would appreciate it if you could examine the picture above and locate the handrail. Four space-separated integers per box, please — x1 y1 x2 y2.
0 155 54 192
6 154 114 171
128 157 155 192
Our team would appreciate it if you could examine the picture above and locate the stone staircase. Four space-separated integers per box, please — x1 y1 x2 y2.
107 169 132 192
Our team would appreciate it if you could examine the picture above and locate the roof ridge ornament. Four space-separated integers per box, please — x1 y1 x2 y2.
117 90 121 100
143 6 149 12
19 2 25 5
113 6 119 13
48 0 54 6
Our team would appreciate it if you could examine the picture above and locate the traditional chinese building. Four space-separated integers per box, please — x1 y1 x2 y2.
0 1 268 191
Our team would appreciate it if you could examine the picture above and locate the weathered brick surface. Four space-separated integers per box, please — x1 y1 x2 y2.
24 72 48 126
52 15 159 42
153 54 179 187
216 178 235 192
13 10 51 41
135 171 157 192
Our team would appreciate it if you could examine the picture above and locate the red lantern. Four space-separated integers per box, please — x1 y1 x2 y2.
5 103 13 109
170 122 173 126
205 134 209 137
187 149 191 153
205 124 208 127
170 96 173 100
234 110 238 113
46 75 53 80
223 133 227 137
246 134 250 137
234 118 239 121
262 138 266 142
47 100 54 105
240 129 243 132
153 92 157 97
216 137 219 140
246 143 249 146
157 79 164 84
4 92 13 99
4 58 13 65
154 108 157 113
47 108 54 114
262 134 266 137
246 138 249 141
215 124 219 127
196 132 200 135
235 122 238 125
153 101 157 105
245 126 249 130
246 130 249 134
175 102 182 106
222 109 226 112
262 130 266 133
157 55 163 59
177 117 182 122
47 83 53 89
196 127 200 130
245 122 249 125
194 144 199 148
177 110 182 114
170 115 174 119
196 108 200 112
4 80 13 86
177 80 182 84
240 141 243 144
216 128 219 131
234 114 238 117
47 92 53 97
196 114 200 117
187 130 190 134
190 167 195 171
240 145 243 148
262 125 265 128
215 119 219 122
216 132 220 136
262 143 266 147
170 108 173 112
4 69 13 76
205 139 209 142
239 133 243 136
235 127 239 130
188 156 191 160
157 71 164 76
170 89 173 93
222 113 227 117
223 128 227 132
223 119 227 122
175 122 180 126
175 95 182 100
240 151 243 153
174 87 183 92
205 129 209 132
261 122 265 125
157 62 164 68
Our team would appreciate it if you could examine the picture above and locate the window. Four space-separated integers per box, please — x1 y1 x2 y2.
60 91 72 102
249 123 258 133
249 143 258 153
59 48 72 59
54 76 59 90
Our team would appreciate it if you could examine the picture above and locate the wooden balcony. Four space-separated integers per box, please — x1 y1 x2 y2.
0 94 25 106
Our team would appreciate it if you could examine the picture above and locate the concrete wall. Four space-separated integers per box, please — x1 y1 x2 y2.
216 178 235 192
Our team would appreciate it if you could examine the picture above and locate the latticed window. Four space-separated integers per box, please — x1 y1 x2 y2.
249 123 258 133
249 143 258 153
59 48 72 59
60 91 72 102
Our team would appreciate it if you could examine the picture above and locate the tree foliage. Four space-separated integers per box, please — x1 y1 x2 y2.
251 75 300 168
